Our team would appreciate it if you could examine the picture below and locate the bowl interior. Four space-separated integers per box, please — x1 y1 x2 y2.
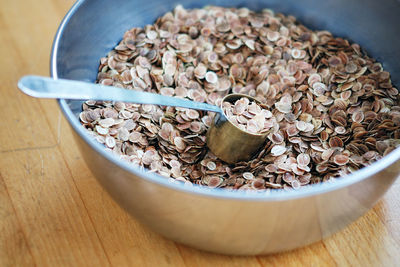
53 0 400 198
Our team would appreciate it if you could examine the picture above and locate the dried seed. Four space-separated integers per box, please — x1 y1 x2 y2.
291 49 304 59
208 176 223 188
194 64 207 79
205 71 218 84
174 137 186 151
98 118 113 129
321 149 334 161
96 125 109 135
206 161 217 171
296 121 307 131
312 82 327 96
267 31 280 42
335 126 346 134
185 109 200 120
271 145 287 156
329 136 344 148
352 111 364 123
297 153 310 166
105 136 116 148
243 172 254 180
226 39 242 49
333 154 349 166
290 180 300 189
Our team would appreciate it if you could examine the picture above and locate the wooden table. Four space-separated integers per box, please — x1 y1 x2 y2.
1 0 400 266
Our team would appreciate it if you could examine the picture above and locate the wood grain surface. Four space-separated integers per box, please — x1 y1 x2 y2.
1 0 400 266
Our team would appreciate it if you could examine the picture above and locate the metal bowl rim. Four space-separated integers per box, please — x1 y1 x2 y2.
52 0 400 201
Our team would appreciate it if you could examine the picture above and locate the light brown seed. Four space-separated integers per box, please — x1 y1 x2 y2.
186 109 200 120
352 111 364 123
205 71 218 84
271 145 287 156
206 161 217 171
297 153 310 166
333 154 349 166
243 172 254 180
105 136 116 148
329 136 344 148
335 126 346 135
194 64 207 78
208 176 223 188
174 137 186 151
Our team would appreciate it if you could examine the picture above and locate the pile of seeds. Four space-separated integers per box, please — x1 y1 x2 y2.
80 5 400 191
222 97 274 134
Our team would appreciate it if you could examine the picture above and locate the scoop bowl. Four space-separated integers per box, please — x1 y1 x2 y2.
207 94 270 164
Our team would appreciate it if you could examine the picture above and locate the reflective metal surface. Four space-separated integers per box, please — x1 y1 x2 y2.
18 75 222 113
207 94 269 163
52 0 400 255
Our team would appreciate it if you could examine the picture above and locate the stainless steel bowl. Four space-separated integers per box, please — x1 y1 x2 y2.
52 0 400 255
